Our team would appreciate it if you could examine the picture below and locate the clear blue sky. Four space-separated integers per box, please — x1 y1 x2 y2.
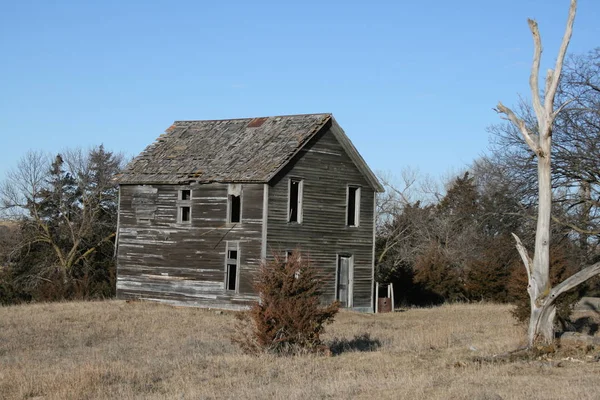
1 0 598 181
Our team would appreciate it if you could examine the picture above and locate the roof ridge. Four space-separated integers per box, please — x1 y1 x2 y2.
116 113 335 185
173 113 331 124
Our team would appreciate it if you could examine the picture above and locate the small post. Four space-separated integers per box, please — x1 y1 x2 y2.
389 283 394 312
375 282 379 313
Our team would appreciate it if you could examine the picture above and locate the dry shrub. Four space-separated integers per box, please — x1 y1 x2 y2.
232 251 339 355
413 244 466 302
464 235 516 302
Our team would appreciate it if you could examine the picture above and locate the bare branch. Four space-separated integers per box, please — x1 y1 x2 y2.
552 98 575 119
548 261 600 302
551 214 600 235
496 102 539 153
527 18 545 123
544 0 577 112
512 233 532 278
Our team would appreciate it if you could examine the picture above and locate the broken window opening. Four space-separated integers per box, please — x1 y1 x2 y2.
285 250 301 279
285 250 294 262
226 244 239 291
289 179 303 223
229 195 241 223
347 186 360 227
180 206 191 223
180 189 191 201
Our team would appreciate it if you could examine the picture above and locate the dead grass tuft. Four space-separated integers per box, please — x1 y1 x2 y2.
1 301 600 399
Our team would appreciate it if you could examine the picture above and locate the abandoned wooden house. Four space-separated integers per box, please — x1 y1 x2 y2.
114 113 383 312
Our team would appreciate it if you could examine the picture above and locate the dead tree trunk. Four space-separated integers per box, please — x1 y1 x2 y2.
497 0 600 346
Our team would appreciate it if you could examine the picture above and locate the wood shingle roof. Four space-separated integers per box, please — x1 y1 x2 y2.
115 113 383 192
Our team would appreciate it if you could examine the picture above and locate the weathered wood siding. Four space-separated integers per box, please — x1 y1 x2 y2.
116 183 264 309
266 124 376 312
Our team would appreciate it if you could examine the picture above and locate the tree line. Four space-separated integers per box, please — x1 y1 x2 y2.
0 146 124 304
1 49 599 329
376 47 600 323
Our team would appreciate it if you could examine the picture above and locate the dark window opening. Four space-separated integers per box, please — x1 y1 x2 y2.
286 250 294 261
181 189 191 201
226 248 238 291
180 206 191 222
347 187 359 226
289 179 301 222
229 195 241 223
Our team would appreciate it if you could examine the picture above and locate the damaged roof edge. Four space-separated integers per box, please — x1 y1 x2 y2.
263 113 333 183
329 117 384 193
113 113 382 188
265 115 384 193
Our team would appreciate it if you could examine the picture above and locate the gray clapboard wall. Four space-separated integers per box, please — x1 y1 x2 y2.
266 123 375 312
116 183 263 309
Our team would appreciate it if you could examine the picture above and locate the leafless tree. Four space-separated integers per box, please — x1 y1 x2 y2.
376 169 438 279
0 146 124 287
489 49 600 253
496 0 600 346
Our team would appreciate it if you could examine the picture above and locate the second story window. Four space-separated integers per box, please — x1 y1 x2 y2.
180 189 191 201
347 186 360 227
228 184 242 223
288 178 303 223
178 188 192 223
229 195 241 223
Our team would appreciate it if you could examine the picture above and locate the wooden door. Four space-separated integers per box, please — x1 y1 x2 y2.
337 255 353 308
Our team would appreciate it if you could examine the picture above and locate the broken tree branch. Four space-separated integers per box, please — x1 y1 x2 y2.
528 18 545 123
545 0 577 112
548 261 600 302
496 103 539 153
512 233 532 278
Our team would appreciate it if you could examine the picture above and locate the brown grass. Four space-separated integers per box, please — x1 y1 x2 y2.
1 301 600 399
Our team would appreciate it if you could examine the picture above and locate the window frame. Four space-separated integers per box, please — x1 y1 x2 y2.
288 178 304 224
346 185 361 227
177 188 192 224
224 241 240 293
180 189 191 201
227 184 242 224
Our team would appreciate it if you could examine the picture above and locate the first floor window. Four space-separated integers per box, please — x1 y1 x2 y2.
225 242 239 292
179 206 191 223
285 250 301 279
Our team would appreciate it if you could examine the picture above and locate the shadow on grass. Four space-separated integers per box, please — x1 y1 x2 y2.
570 315 599 335
328 333 382 356
565 300 600 335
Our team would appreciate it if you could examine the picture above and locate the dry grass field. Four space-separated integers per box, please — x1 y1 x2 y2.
1 301 600 400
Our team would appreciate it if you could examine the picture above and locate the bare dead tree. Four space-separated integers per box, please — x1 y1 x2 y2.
489 49 600 254
496 0 600 346
376 169 439 274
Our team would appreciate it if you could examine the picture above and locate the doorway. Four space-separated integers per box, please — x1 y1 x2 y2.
336 255 354 308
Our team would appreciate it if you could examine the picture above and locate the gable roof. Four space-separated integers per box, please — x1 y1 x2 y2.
115 113 383 192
